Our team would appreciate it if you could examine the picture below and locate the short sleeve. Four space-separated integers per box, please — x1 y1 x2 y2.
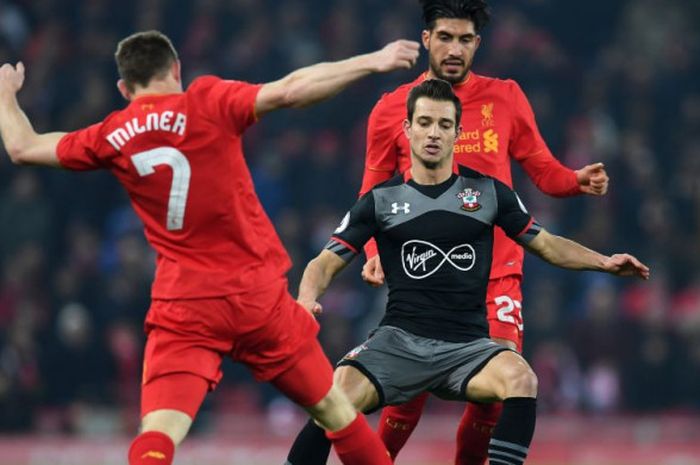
56 122 108 171
493 180 542 245
325 193 378 262
189 76 262 135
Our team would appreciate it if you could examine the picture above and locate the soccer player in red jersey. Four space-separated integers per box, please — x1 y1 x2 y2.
360 2 609 464
0 30 421 465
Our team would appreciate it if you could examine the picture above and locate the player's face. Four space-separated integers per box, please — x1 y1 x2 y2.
422 18 481 84
404 97 460 169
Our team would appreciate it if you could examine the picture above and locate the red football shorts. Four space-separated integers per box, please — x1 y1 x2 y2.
486 275 524 352
140 278 333 418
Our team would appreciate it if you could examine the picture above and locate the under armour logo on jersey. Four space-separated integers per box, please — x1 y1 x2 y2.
391 202 410 214
401 240 476 279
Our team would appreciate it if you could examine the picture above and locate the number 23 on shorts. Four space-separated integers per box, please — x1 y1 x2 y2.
495 295 523 331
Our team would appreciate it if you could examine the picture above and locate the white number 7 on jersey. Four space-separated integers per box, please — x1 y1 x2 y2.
132 147 191 231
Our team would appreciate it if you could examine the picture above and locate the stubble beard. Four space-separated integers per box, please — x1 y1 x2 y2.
429 55 471 84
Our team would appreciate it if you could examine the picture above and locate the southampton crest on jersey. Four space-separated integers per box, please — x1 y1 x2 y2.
457 188 481 212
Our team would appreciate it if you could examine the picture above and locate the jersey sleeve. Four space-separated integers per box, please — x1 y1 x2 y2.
493 179 542 246
325 193 378 262
190 76 262 135
56 121 110 171
508 81 581 197
361 96 402 195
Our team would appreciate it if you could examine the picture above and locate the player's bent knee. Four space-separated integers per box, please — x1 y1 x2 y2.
306 384 357 432
334 365 379 412
141 409 193 446
503 365 538 398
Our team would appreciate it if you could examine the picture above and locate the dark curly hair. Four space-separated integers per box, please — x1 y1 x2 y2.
420 0 491 32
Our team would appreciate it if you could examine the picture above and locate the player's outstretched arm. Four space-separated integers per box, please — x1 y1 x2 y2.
0 62 64 167
297 249 350 316
254 40 420 117
525 229 650 279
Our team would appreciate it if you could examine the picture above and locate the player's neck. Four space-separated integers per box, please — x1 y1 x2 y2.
410 163 453 185
131 80 183 99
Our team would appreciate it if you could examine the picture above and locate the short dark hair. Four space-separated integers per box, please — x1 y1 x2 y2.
407 79 462 125
420 0 491 32
115 30 179 93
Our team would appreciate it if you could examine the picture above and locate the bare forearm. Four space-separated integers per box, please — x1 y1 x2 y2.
298 255 339 304
0 92 36 157
280 53 381 108
528 231 608 271
0 92 63 166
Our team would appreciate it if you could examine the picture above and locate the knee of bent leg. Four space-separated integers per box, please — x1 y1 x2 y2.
306 384 357 432
503 363 538 398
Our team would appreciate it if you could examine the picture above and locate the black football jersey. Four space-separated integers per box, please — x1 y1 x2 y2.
326 166 541 342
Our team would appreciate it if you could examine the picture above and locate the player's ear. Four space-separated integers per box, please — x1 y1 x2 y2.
421 29 430 50
117 79 131 101
402 119 412 140
474 34 482 51
456 124 463 137
171 60 182 84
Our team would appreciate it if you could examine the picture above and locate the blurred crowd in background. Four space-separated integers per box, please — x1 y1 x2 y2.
0 0 698 437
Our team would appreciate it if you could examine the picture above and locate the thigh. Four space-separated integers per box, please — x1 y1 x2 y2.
334 365 380 412
143 299 232 390
465 350 530 402
486 276 524 352
432 338 509 401
337 326 441 407
229 279 321 383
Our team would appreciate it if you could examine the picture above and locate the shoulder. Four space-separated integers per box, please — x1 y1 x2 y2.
457 164 490 180
373 172 406 191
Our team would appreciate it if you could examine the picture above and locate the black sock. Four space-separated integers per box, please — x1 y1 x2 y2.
285 418 332 465
488 397 536 465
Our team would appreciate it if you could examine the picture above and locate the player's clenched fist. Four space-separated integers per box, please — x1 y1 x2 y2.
0 62 25 95
372 40 420 72
576 162 609 196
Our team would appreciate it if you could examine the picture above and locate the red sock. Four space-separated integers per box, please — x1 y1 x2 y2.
326 414 392 465
455 402 503 465
378 392 428 459
128 431 175 465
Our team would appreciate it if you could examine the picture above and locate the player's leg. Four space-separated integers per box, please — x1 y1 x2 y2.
130 373 209 465
232 280 390 465
129 298 231 465
377 392 429 460
466 350 537 465
273 340 387 465
455 276 524 465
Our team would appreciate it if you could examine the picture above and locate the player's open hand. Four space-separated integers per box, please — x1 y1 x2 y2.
0 62 25 95
602 254 650 280
576 162 609 196
361 255 385 287
298 298 323 316
373 40 420 72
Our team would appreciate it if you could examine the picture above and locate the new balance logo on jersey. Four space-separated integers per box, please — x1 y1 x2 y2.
401 240 476 279
391 202 410 214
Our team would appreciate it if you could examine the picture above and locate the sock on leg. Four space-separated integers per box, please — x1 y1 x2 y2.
285 418 332 465
488 397 536 465
378 392 428 459
326 414 392 465
128 431 175 465
455 402 503 465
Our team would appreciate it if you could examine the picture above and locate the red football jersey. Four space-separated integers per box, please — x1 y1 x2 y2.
57 76 291 298
361 72 581 279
